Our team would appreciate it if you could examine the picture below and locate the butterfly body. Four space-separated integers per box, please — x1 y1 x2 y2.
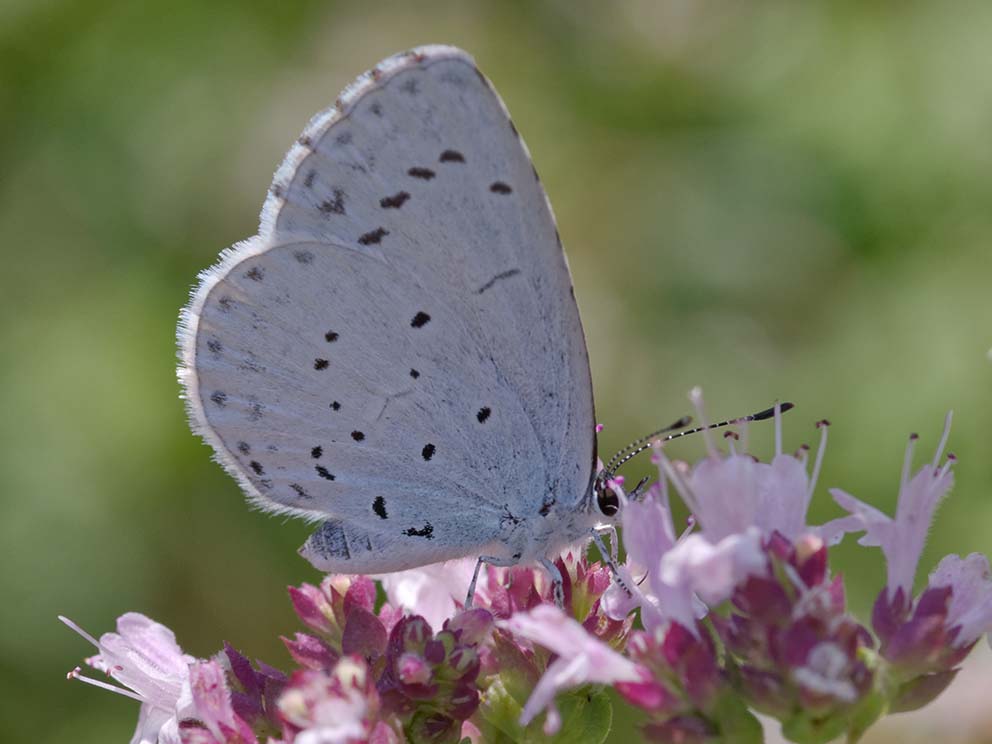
179 46 604 575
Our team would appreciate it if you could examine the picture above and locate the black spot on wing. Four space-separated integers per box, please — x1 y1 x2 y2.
247 397 265 421
379 192 410 209
409 368 420 379
439 149 465 163
422 443 436 461
358 227 388 245
477 407 491 423
290 483 311 499
490 181 512 194
318 189 346 215
404 523 434 539
373 496 388 519
314 358 329 370
408 167 435 180
218 296 234 312
210 391 227 407
246 267 264 281
311 446 323 459
237 441 250 455
303 169 316 188
325 331 339 343
411 311 431 328
351 430 365 442
207 339 222 353
369 101 383 117
315 466 335 481
330 401 341 411
476 268 521 294
294 250 314 264
249 460 264 475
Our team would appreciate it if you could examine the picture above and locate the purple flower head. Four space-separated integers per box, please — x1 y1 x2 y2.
281 632 339 672
377 612 489 738
826 413 955 597
617 622 723 717
288 575 387 668
712 535 876 723
869 555 987 683
221 642 287 732
60 612 196 744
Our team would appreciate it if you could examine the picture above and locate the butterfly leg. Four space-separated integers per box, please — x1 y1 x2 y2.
465 554 516 610
594 524 620 564
539 558 565 608
589 529 633 598
626 476 650 502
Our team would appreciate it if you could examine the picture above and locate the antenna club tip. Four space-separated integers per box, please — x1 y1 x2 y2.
947 452 957 461
751 401 795 421
909 432 920 441
816 419 831 428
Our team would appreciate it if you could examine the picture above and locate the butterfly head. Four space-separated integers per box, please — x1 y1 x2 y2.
592 471 621 518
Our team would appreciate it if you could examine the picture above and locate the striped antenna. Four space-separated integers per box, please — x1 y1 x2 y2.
604 402 794 476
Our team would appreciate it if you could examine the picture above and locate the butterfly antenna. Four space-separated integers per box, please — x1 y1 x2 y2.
605 402 794 476
604 415 693 473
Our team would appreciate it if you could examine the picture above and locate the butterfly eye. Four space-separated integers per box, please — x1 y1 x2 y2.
596 482 620 517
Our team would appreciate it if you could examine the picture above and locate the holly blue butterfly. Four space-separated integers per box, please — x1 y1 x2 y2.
178 45 622 590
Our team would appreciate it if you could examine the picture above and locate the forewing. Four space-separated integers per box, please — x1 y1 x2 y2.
178 46 595 571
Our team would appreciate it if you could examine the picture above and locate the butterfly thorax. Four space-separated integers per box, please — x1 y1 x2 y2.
496 495 606 564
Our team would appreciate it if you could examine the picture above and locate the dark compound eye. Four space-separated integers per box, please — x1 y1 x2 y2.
596 483 620 517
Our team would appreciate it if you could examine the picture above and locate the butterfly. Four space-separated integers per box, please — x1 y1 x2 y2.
178 45 626 593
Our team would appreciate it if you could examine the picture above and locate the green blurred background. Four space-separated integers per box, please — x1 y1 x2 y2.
3 1 990 742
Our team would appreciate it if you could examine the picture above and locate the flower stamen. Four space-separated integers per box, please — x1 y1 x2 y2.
66 666 147 703
808 420 830 502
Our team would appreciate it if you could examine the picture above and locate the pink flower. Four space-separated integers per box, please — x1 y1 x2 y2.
658 395 830 544
657 530 765 616
500 604 643 734
826 413 955 596
376 559 478 630
928 553 992 648
603 482 680 630
182 660 257 744
611 452 769 633
278 658 386 744
60 612 195 744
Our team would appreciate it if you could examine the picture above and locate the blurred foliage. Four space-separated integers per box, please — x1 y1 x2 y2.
2 1 990 742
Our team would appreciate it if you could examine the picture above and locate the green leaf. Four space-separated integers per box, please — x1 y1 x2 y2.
545 688 613 744
781 710 850 744
712 694 765 744
471 683 613 744
845 689 888 743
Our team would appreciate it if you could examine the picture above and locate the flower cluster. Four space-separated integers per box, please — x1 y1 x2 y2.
63 397 992 743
